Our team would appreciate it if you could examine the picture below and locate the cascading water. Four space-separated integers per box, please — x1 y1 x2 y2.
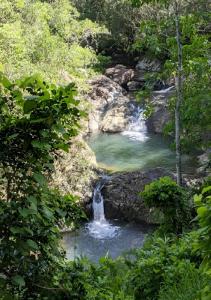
92 178 106 221
87 176 119 239
122 105 149 142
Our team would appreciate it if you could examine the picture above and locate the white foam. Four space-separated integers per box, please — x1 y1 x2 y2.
122 106 149 142
87 220 120 239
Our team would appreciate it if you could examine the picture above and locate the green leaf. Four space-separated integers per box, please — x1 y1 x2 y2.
33 173 46 186
27 196 37 211
57 143 69 152
23 99 37 114
12 275 25 287
202 186 211 195
31 141 51 150
197 206 207 217
27 239 38 250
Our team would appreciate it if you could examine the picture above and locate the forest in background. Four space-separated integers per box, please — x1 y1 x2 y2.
0 0 211 299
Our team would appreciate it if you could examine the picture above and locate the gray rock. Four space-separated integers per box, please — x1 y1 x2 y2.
127 80 144 91
136 57 162 72
146 87 175 134
197 149 211 175
105 64 135 87
87 75 136 133
102 168 173 224
51 137 98 206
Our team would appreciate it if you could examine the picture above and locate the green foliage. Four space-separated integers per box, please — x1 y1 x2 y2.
133 1 211 151
141 177 191 232
0 74 85 298
0 0 108 89
128 232 203 300
194 185 211 298
158 265 206 300
72 0 142 53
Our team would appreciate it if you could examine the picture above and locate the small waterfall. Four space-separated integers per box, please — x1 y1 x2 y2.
87 176 119 239
122 105 149 142
92 178 107 221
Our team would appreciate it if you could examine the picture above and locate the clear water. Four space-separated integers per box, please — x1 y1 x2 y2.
87 132 196 173
62 221 151 263
63 103 196 262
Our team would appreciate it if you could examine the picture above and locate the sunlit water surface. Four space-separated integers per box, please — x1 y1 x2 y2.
87 132 196 173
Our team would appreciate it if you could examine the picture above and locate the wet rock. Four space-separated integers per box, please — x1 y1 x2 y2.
102 168 173 224
105 64 135 87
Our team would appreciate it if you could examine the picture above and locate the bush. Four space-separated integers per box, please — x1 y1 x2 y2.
158 264 207 300
141 177 191 233
127 232 202 300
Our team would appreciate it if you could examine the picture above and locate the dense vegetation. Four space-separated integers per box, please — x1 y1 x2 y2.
0 0 108 88
0 0 211 299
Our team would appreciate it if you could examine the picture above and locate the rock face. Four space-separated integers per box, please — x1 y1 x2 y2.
51 137 98 207
146 87 174 134
102 168 173 224
87 59 173 135
87 75 136 133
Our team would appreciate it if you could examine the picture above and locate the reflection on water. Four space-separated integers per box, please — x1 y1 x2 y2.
87 133 196 173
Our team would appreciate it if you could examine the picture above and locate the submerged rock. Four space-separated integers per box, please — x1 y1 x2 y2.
102 168 173 224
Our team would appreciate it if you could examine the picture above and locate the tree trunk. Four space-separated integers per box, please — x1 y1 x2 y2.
175 2 183 186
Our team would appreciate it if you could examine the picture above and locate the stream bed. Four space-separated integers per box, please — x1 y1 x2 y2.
63 106 196 263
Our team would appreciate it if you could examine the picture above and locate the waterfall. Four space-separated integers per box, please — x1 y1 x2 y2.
122 105 149 142
92 178 107 221
87 176 119 239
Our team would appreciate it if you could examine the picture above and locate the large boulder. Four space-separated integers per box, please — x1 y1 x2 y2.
105 64 135 87
87 75 136 133
102 168 173 224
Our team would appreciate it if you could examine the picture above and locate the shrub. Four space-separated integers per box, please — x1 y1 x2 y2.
128 232 202 300
141 177 191 233
158 264 207 300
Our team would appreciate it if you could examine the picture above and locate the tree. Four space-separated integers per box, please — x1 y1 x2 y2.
132 0 211 185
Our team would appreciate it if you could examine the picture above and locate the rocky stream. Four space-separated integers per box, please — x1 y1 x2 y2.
61 59 199 262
